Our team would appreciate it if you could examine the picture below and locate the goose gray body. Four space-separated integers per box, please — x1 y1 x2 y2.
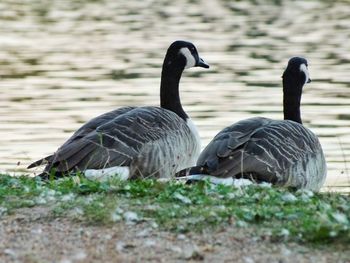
177 57 326 191
28 41 209 179
31 106 200 179
196 117 326 191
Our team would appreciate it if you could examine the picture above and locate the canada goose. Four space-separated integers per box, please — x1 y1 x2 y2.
176 57 326 191
28 40 209 180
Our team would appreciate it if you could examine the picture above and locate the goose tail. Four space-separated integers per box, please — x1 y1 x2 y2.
27 155 53 169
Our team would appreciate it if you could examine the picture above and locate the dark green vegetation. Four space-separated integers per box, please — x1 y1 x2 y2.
0 174 349 244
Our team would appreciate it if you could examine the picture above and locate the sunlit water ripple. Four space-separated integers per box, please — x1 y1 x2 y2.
0 0 349 191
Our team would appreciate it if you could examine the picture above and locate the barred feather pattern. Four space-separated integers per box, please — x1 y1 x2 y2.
29 106 200 179
196 117 326 191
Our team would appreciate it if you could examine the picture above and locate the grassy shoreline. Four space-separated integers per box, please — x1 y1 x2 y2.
0 174 349 244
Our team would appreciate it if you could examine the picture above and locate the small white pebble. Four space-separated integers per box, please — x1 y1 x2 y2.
329 231 337 237
332 212 348 224
173 192 192 204
181 245 201 260
297 189 314 197
44 189 58 201
115 207 124 214
123 211 139 223
83 196 95 204
281 192 297 203
0 207 8 217
105 234 112 240
31 227 42 235
35 197 47 205
297 189 314 202
171 246 182 253
4 248 16 257
144 239 156 247
73 207 84 216
72 250 87 260
61 193 75 202
280 245 291 256
243 256 255 263
143 205 160 211
150 221 158 228
123 185 131 190
217 205 226 211
111 213 122 222
136 229 150 237
227 193 236 199
236 220 248 228
47 189 57 196
115 241 125 252
280 228 290 237
177 234 186 240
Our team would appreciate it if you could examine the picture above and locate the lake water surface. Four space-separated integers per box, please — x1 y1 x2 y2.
0 0 350 191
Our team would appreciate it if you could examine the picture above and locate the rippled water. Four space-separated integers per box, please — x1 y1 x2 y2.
1 0 350 191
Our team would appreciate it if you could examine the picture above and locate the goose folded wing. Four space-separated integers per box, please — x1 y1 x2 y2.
27 106 136 169
197 117 273 171
45 107 187 173
199 119 319 183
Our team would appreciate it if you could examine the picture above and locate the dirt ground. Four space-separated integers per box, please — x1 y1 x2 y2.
0 207 348 263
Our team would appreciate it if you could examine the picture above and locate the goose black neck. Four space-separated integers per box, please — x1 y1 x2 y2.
283 77 303 124
160 60 188 120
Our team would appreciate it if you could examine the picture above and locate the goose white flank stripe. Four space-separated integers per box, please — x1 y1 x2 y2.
176 174 253 187
85 166 130 181
176 57 326 191
28 40 209 180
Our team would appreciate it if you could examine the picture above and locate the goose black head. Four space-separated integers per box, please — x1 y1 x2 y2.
283 57 311 86
282 57 310 124
164 40 209 70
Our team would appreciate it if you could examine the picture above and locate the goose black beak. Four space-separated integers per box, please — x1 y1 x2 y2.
196 57 210 68
307 78 312 83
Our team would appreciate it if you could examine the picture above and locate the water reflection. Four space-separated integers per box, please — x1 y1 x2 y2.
0 0 349 191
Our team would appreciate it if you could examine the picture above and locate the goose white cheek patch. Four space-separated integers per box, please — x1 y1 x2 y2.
299 63 309 84
180 47 196 68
